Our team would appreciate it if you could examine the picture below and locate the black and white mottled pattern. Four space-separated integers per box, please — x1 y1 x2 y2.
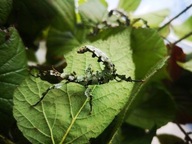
33 45 143 114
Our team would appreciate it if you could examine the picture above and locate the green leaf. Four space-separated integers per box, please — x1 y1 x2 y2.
46 0 81 63
133 9 170 28
157 134 185 144
8 0 57 47
46 24 90 64
123 28 171 130
173 16 192 42
14 28 138 143
51 0 76 31
14 77 132 144
0 27 27 134
78 0 108 26
177 59 192 72
64 29 136 76
118 0 141 12
131 28 168 79
126 84 175 129
9 0 76 43
0 0 12 25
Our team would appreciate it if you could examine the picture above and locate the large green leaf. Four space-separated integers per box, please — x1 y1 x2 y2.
13 28 138 143
0 27 27 135
131 28 168 79
124 28 174 130
0 0 12 25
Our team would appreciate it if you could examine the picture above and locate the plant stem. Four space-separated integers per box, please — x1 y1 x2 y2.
158 3 192 31
176 123 192 143
173 31 192 45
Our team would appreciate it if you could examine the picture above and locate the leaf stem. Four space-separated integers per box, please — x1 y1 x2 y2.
158 3 192 31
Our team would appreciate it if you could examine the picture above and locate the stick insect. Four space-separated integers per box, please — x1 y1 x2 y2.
33 45 143 114
92 9 149 35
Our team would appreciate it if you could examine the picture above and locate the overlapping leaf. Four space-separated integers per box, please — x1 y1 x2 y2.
0 27 27 134
125 28 174 130
131 28 168 79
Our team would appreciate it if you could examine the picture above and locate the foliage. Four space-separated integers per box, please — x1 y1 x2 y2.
0 0 192 143
0 27 28 140
173 16 192 41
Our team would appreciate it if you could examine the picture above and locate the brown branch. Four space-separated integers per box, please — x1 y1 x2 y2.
173 31 192 45
176 123 192 143
158 3 192 31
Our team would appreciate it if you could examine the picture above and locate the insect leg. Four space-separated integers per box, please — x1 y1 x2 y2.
125 76 144 82
32 83 62 106
108 9 130 26
132 18 149 28
115 74 144 82
84 87 93 114
32 85 55 106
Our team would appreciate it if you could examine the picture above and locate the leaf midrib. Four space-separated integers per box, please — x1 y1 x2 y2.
60 95 89 144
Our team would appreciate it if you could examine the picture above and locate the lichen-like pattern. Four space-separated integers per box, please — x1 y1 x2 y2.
33 45 143 114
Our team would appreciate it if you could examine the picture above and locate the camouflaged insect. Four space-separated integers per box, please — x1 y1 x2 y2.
33 45 143 114
92 9 149 35
92 9 130 35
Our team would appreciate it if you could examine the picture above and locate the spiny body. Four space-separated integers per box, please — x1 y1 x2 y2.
53 45 133 86
33 45 143 113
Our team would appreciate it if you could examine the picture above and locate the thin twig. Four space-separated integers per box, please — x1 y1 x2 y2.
173 31 192 45
176 123 192 143
158 3 192 31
